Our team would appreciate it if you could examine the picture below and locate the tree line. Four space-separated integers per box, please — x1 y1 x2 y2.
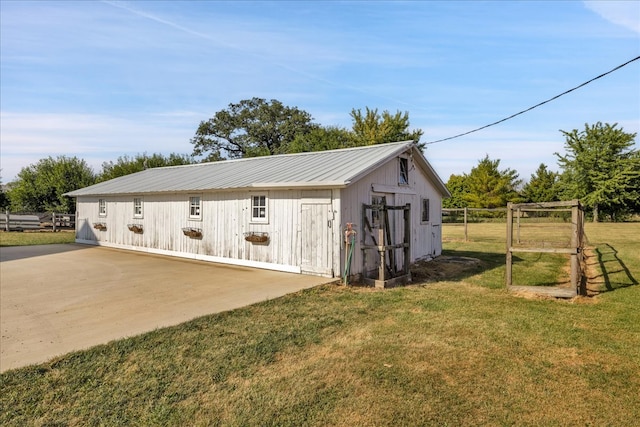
2 98 638 221
445 122 639 222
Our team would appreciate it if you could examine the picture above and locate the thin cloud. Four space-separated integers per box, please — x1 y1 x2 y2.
100 1 427 110
584 1 640 34
0 112 197 180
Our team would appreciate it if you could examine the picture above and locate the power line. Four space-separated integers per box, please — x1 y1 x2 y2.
423 55 640 145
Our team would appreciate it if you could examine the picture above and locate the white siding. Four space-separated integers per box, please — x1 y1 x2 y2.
75 189 337 276
73 152 444 279
340 154 444 276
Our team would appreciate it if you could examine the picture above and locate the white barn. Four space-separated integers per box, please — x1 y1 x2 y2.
65 141 450 280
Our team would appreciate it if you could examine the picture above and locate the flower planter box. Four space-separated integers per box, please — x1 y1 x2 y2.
182 227 202 239
93 222 107 231
244 232 269 244
127 224 144 234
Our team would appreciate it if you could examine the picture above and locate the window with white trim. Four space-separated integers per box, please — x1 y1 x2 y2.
133 197 143 218
421 198 430 223
98 199 107 217
251 194 268 223
189 196 201 220
399 157 409 185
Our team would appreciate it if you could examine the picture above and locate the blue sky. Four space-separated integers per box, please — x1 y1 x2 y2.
1 1 638 184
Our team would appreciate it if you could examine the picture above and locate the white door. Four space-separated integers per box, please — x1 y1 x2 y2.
431 224 441 256
301 203 333 276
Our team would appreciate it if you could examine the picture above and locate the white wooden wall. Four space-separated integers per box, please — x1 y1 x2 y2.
340 155 444 277
75 189 340 276
73 156 443 279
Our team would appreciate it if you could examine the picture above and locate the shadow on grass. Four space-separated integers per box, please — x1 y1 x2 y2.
588 244 638 295
410 248 509 285
412 247 581 294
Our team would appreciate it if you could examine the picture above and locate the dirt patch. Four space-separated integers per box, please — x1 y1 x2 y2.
410 255 483 283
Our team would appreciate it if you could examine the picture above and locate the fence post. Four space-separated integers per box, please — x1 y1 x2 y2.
404 204 411 279
570 203 579 295
378 227 386 282
516 208 521 244
5 209 9 232
506 203 513 288
464 207 468 242
52 212 56 232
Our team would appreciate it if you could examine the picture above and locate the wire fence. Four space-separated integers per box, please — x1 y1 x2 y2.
442 207 574 243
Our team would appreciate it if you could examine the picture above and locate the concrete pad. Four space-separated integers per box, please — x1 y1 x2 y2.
0 244 331 372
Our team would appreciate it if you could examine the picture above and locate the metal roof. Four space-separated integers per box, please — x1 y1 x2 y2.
65 141 450 197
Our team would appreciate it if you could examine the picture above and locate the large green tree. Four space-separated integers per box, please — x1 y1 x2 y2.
521 163 560 203
285 126 354 153
555 122 639 222
443 174 470 209
8 156 96 213
350 107 423 147
463 155 522 209
191 98 317 161
99 152 197 182
0 171 10 210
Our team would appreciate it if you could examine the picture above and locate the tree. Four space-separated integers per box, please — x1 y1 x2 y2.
191 98 317 161
521 163 560 203
0 170 10 210
463 155 522 209
0 190 9 211
350 107 423 147
8 156 96 213
285 126 354 153
555 122 639 222
443 174 470 209
99 152 197 182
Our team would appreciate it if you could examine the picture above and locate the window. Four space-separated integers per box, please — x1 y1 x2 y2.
189 196 201 220
399 157 409 185
421 198 430 223
133 197 143 218
98 199 107 217
251 194 268 223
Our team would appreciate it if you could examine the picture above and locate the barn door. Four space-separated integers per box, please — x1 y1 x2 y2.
301 203 333 276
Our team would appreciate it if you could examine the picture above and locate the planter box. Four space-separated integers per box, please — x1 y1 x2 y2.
244 232 269 244
182 227 202 239
127 224 144 234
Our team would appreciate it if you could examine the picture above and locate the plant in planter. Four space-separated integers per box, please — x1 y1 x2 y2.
182 227 203 239
244 232 269 244
93 222 107 231
127 224 144 234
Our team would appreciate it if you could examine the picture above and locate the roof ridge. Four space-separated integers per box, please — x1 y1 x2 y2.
64 140 443 197
153 140 415 171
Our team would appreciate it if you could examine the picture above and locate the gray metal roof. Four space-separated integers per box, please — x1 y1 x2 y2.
65 141 450 197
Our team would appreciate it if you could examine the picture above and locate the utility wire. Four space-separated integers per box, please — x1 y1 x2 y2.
423 55 640 145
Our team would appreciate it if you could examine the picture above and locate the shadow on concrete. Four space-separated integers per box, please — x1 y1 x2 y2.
0 244 90 263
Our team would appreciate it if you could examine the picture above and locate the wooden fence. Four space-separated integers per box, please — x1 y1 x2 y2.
505 200 585 298
1 211 76 231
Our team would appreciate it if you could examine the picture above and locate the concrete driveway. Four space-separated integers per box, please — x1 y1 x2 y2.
0 244 331 372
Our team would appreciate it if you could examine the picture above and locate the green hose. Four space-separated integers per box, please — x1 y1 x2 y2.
343 234 355 285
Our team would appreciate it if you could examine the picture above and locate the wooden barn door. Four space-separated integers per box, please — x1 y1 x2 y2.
301 202 333 276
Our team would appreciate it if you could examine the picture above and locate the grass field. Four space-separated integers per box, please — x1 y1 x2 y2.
1 223 638 426
0 231 75 247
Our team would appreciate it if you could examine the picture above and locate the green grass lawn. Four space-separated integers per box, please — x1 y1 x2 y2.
0 231 75 246
1 223 638 426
